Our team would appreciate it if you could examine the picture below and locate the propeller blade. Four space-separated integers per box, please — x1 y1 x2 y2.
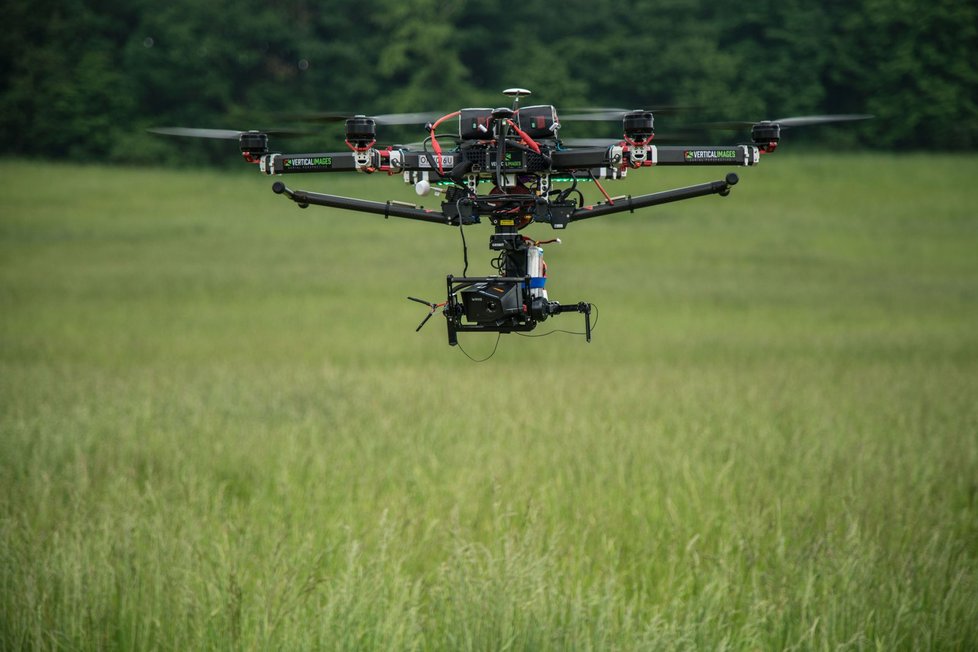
560 105 698 121
148 126 314 139
559 138 622 147
773 114 874 128
560 112 629 122
148 127 243 140
373 112 444 126
559 131 697 147
291 112 350 123
291 111 443 126
700 114 874 130
565 107 633 113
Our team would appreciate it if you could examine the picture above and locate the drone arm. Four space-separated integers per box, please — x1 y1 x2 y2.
652 146 759 166
271 182 453 225
551 148 613 169
551 145 759 172
260 152 362 174
260 150 459 179
569 174 739 222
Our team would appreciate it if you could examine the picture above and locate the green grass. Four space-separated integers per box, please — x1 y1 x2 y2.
1 154 977 650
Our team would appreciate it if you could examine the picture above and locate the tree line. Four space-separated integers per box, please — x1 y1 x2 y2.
2 0 976 165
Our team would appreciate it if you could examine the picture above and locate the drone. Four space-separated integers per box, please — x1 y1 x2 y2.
151 88 870 350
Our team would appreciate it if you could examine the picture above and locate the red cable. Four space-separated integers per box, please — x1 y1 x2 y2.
592 175 613 204
429 111 460 175
344 139 376 152
505 119 541 154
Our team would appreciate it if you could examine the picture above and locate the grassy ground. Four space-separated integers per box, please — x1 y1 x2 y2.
1 155 977 650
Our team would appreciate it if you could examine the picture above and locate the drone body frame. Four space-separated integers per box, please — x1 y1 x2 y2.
152 89 868 349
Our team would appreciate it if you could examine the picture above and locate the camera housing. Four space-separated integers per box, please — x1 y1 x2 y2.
460 281 523 322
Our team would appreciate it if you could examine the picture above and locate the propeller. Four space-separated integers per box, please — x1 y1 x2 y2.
407 296 443 332
291 111 444 126
560 105 698 121
559 138 622 147
560 132 695 147
701 114 873 130
694 114 872 153
147 127 314 140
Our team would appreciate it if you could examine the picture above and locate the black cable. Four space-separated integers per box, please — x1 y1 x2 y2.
422 135 464 186
421 134 461 157
490 250 506 273
552 171 584 207
495 122 506 190
514 304 599 338
458 211 469 276
558 171 578 203
456 332 502 362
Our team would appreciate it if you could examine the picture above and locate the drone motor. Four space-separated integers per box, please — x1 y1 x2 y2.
623 110 654 144
238 131 269 161
345 115 377 149
751 121 781 151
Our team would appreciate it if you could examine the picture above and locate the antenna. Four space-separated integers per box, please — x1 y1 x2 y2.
503 87 531 110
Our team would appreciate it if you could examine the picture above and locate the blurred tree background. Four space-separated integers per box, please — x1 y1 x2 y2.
1 0 976 165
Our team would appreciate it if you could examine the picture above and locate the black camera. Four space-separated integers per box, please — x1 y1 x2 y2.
460 281 523 322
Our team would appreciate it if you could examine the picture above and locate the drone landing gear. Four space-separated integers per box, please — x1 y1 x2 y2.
552 301 593 342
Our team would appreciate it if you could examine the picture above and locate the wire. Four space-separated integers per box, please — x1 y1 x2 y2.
491 254 504 273
555 171 584 207
514 304 599 338
587 170 614 204
557 171 578 202
456 332 502 362
422 135 462 181
429 110 461 175
458 211 469 276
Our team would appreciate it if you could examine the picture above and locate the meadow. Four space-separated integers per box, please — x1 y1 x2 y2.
1 154 977 650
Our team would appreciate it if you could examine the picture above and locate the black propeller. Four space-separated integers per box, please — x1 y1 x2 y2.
702 114 873 130
694 114 873 152
147 127 314 140
560 105 697 121
559 138 623 146
559 133 693 146
291 111 444 126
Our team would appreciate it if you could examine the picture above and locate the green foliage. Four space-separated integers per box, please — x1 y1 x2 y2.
1 156 978 648
825 0 978 148
2 1 977 161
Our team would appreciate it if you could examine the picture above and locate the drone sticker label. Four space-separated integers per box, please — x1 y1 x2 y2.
683 149 738 162
488 151 524 171
283 156 333 169
501 152 522 170
419 154 454 169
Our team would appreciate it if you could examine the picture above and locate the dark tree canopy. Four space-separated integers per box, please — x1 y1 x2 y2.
2 0 976 164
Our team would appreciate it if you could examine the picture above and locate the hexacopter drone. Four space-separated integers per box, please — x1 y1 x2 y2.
152 89 869 350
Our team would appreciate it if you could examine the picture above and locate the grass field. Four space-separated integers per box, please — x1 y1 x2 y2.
2 154 977 650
